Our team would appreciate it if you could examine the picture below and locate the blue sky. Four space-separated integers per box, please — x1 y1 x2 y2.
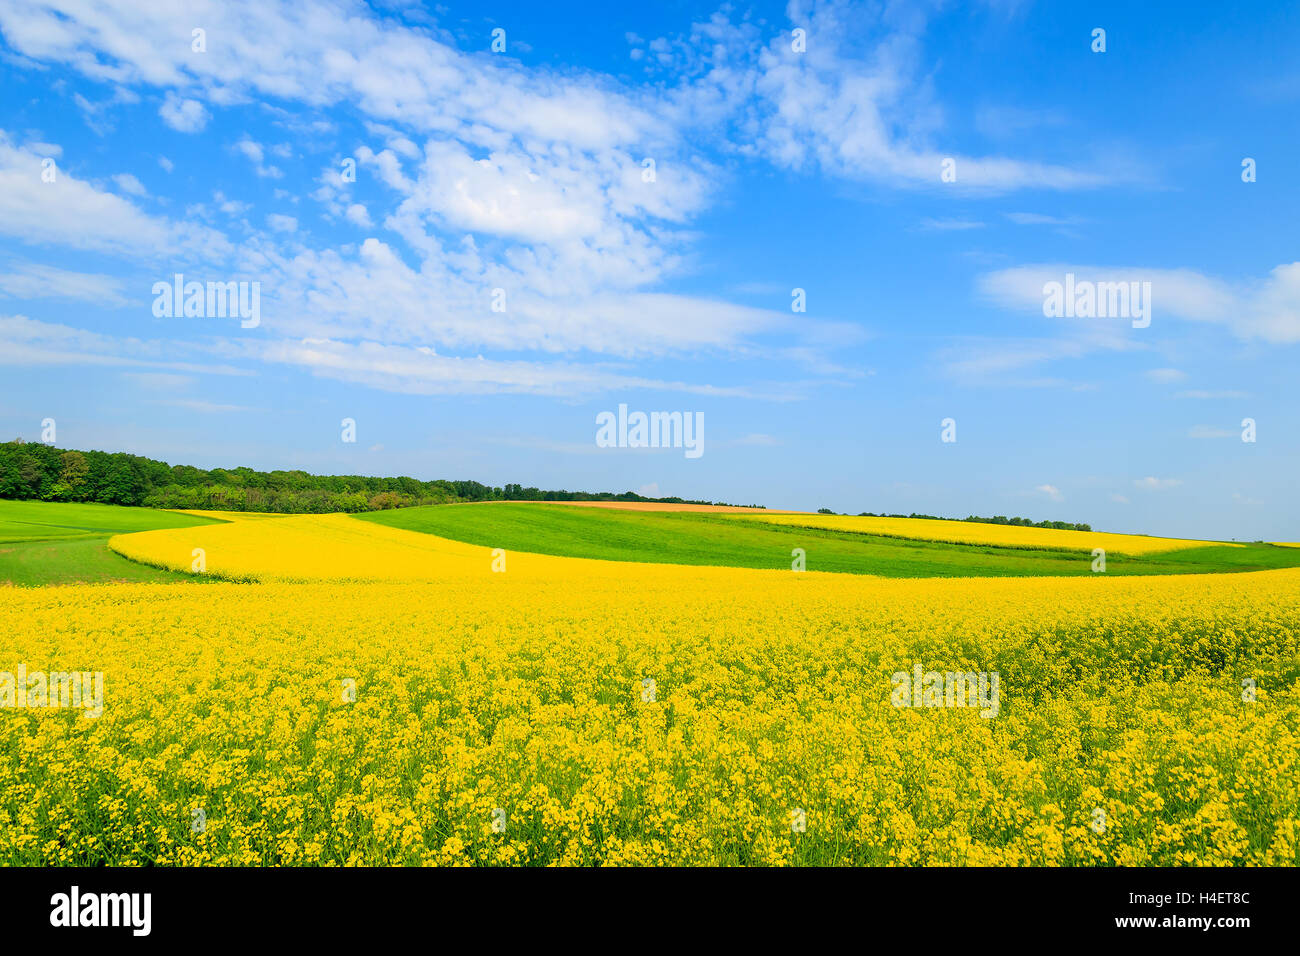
1 0 1297 539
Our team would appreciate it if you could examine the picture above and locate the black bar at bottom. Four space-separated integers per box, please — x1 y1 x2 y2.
0 865 1274 943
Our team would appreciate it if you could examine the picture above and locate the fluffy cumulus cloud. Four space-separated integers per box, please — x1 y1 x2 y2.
0 0 772 384
0 0 1261 403
159 93 209 132
250 235 789 357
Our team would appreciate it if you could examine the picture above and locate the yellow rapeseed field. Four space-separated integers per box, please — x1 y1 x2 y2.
739 513 1228 555
172 509 289 521
110 513 607 582
1 514 1296 866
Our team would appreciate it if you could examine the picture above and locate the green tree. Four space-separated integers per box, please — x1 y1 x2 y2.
59 450 90 501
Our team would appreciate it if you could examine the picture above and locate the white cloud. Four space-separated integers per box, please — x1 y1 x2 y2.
651 1 1109 192
71 87 138 134
1176 389 1249 399
13 232 827 396
936 333 1134 385
159 93 208 133
360 136 714 306
235 137 282 178
0 0 1106 199
408 140 610 243
1145 368 1186 384
920 218 984 231
247 336 792 398
0 262 127 306
1134 477 1183 491
1034 484 1064 502
0 0 1016 395
112 172 147 195
0 131 228 259
255 236 790 357
980 262 1300 344
1 312 790 399
0 1 666 150
24 140 62 157
355 147 413 192
121 372 194 390
1003 212 1083 227
160 398 255 413
212 191 250 217
0 314 250 375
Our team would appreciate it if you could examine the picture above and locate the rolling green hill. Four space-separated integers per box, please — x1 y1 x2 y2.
358 502 1300 577
9 499 1299 585
0 500 218 586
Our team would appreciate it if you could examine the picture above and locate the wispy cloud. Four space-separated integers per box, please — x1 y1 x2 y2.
1176 389 1250 399
0 132 229 259
158 399 256 414
1003 212 1085 227
1034 483 1064 502
920 217 985 231
981 262 1300 344
1188 425 1236 439
1134 476 1183 491
0 262 127 306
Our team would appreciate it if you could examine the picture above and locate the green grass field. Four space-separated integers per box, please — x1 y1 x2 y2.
0 500 218 586
359 502 1300 577
7 498 1299 585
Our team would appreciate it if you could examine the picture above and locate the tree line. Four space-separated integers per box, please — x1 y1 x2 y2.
0 440 752 514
